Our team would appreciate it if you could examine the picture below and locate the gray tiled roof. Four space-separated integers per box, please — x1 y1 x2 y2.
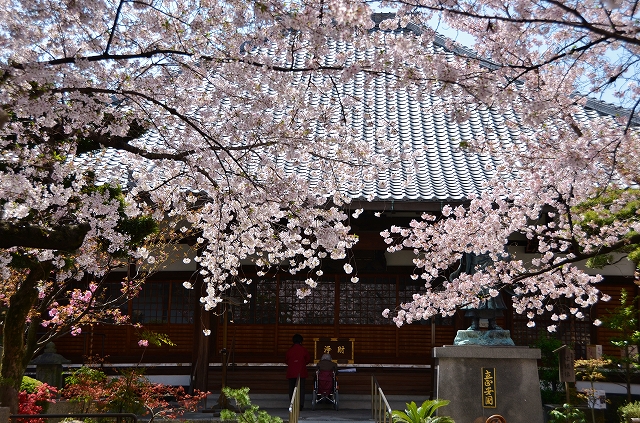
300 38 509 202
309 32 636 204
73 23 635 206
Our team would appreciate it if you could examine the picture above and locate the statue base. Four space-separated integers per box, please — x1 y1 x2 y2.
454 329 515 346
433 346 543 423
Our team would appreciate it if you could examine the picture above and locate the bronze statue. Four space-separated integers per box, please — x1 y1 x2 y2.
450 252 506 331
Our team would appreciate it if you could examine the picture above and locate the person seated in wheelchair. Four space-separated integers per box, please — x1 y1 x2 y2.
315 353 337 395
312 353 339 410
317 353 338 373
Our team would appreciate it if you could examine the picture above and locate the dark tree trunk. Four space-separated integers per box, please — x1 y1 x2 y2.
0 261 52 412
0 223 89 249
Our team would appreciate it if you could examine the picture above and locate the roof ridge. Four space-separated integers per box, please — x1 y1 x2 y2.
584 97 640 126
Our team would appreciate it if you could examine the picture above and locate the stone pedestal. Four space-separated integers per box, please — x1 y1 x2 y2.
433 345 543 423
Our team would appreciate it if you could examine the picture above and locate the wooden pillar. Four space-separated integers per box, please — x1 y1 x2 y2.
192 309 211 392
191 266 210 393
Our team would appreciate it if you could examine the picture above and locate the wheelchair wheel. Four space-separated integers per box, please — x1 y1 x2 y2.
334 392 339 411
311 391 317 410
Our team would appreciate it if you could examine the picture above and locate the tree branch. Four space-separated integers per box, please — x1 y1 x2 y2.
105 0 125 55
402 1 640 47
512 232 640 283
0 223 91 250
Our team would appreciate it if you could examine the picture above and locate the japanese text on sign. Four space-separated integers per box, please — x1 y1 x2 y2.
482 368 496 408
558 348 576 383
313 338 354 363
323 345 346 354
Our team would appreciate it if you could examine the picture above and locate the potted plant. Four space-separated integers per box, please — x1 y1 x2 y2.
391 399 455 423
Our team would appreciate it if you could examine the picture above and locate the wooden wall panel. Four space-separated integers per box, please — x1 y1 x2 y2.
60 277 620 367
276 326 336 355
395 325 431 363
82 326 129 359
340 325 397 357
218 324 277 354
207 323 459 364
53 324 195 363
167 326 196 351
593 283 638 359
207 365 432 396
51 333 86 357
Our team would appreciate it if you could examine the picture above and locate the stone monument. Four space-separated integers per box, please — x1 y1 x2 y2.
432 252 543 423
433 346 543 423
30 342 71 389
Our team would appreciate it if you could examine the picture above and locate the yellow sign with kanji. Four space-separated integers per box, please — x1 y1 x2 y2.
313 338 354 364
482 367 497 408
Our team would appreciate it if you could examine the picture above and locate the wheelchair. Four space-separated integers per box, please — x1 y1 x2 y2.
311 369 339 410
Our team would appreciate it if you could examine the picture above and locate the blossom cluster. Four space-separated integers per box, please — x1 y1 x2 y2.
382 121 637 327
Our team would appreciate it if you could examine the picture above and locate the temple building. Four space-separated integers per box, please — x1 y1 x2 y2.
48 15 639 398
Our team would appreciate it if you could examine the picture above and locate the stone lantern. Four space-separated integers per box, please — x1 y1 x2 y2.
30 342 71 389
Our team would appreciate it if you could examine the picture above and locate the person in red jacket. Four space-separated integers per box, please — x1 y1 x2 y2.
286 333 311 408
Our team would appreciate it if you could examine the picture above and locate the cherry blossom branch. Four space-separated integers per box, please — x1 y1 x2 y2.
510 231 640 284
404 0 640 47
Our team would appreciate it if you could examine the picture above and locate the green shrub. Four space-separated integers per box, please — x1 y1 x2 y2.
20 376 43 394
549 404 586 423
220 387 283 423
619 401 640 423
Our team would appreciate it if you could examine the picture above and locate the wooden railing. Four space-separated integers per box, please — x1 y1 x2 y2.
371 376 392 423
288 377 301 423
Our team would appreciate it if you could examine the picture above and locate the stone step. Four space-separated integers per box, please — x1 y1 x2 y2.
204 393 428 411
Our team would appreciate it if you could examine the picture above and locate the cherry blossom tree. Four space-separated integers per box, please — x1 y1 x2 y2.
0 0 392 411
1 0 639 412
377 0 640 326
0 176 177 412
